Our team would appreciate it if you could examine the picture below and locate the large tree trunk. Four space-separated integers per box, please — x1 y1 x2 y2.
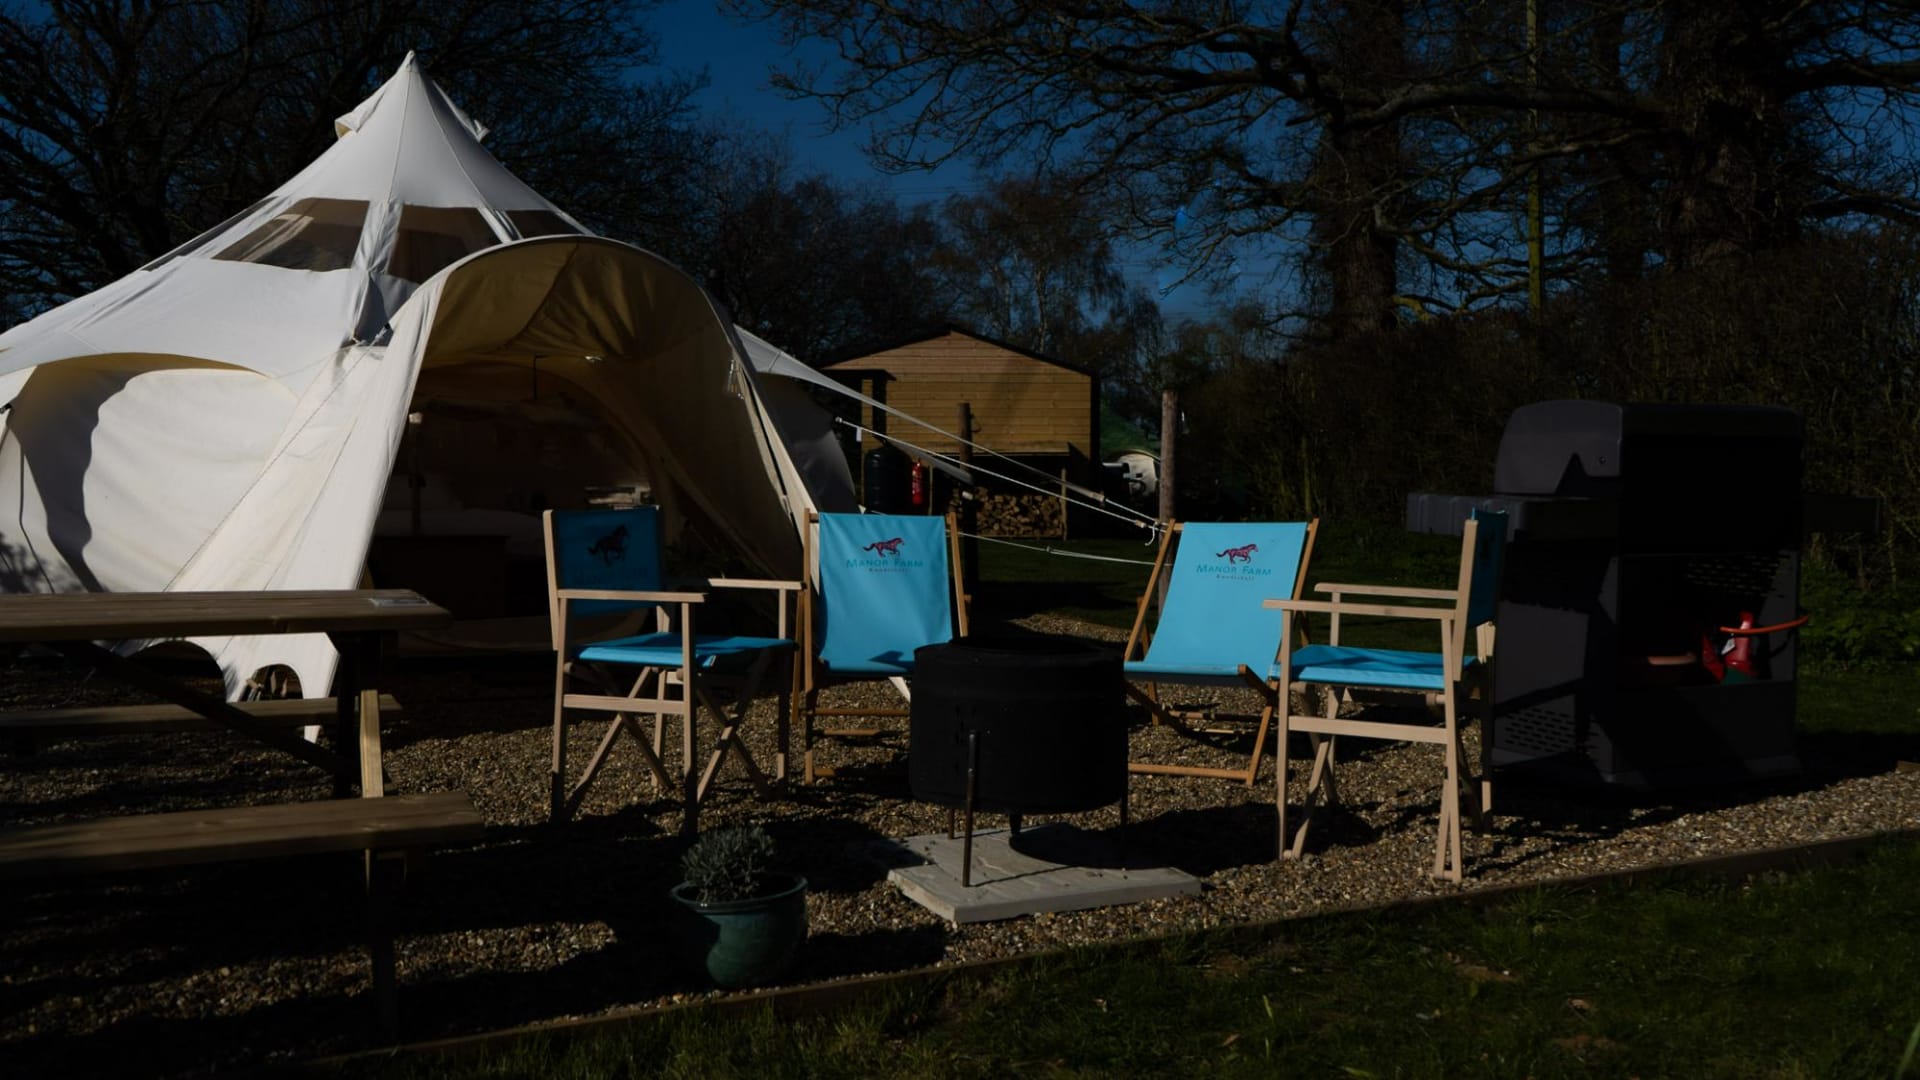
1657 2 1796 268
1590 7 1654 283
1307 0 1406 340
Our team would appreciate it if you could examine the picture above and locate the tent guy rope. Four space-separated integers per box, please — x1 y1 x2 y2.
835 419 1160 534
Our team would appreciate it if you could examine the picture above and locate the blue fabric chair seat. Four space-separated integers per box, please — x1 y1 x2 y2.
1285 644 1477 691
577 632 795 668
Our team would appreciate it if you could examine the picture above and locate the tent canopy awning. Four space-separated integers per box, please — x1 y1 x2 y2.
0 56 852 701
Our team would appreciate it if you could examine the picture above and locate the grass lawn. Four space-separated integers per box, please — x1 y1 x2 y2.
344 833 1920 1079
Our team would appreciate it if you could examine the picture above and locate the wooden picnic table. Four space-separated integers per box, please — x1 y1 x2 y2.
0 589 469 1037
0 589 451 795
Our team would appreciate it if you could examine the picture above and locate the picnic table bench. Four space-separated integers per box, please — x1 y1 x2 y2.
0 791 481 879
1 693 400 748
0 792 484 1037
0 588 471 1038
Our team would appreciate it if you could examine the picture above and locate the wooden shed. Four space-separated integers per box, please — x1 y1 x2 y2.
819 326 1099 536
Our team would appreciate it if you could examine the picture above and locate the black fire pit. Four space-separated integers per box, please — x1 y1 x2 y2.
908 635 1126 886
1409 400 1807 787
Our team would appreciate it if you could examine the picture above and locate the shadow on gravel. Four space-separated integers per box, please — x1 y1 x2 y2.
1466 747 1890 877
1126 802 1285 877
0 804 926 1077
801 924 951 982
4 983 372 1079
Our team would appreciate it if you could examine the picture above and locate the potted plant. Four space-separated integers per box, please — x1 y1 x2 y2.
668 825 808 989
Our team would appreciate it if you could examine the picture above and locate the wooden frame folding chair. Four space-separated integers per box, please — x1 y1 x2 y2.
1121 520 1319 784
545 507 800 833
1267 509 1507 882
796 510 968 783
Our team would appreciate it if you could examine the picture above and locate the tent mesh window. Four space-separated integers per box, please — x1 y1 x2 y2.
141 198 272 272
214 198 369 272
504 209 581 239
387 205 502 283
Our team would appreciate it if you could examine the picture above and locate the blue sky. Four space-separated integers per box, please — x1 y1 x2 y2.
652 0 981 199
649 0 1210 315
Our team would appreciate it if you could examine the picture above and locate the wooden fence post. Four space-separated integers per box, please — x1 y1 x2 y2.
1158 388 1178 524
957 403 979 599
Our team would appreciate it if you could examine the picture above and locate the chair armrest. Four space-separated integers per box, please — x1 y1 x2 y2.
702 577 804 593
557 587 709 604
1314 582 1459 601
1265 598 1455 622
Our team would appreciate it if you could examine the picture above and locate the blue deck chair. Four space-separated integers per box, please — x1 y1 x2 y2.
797 511 968 783
1121 520 1319 785
544 507 801 832
1266 509 1507 882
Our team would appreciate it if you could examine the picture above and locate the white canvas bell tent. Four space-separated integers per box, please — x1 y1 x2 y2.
0 54 853 699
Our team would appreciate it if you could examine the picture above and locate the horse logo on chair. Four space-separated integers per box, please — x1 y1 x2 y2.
864 537 906 557
587 524 629 565
1215 542 1258 564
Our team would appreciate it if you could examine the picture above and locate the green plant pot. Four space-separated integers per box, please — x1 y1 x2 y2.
668 873 808 989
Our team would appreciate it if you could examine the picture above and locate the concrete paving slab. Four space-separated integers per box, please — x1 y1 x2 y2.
886 823 1200 924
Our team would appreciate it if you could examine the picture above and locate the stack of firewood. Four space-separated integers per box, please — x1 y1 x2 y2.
975 493 1066 538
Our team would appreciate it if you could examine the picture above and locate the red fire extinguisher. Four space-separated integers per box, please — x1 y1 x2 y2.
909 459 927 508
1722 611 1761 681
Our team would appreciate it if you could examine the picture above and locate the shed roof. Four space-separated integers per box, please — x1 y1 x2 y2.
819 324 1096 379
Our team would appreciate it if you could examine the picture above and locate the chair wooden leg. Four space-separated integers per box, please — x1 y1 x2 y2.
1241 686 1277 787
1449 695 1465 880
550 658 570 824
1288 733 1334 860
695 680 772 802
1433 687 1464 883
1433 793 1455 880
613 714 676 792
1318 737 1341 811
774 652 795 784
1275 696 1293 863
1452 719 1488 829
695 654 775 800
651 712 665 789
1476 681 1495 825
1124 681 1196 736
571 717 624 804
1277 680 1329 861
1434 793 1462 884
787 657 804 785
802 686 821 785
1321 689 1345 809
1286 690 1341 859
680 671 699 836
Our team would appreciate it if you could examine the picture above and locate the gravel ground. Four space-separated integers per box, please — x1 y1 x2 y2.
2 616 1917 1076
